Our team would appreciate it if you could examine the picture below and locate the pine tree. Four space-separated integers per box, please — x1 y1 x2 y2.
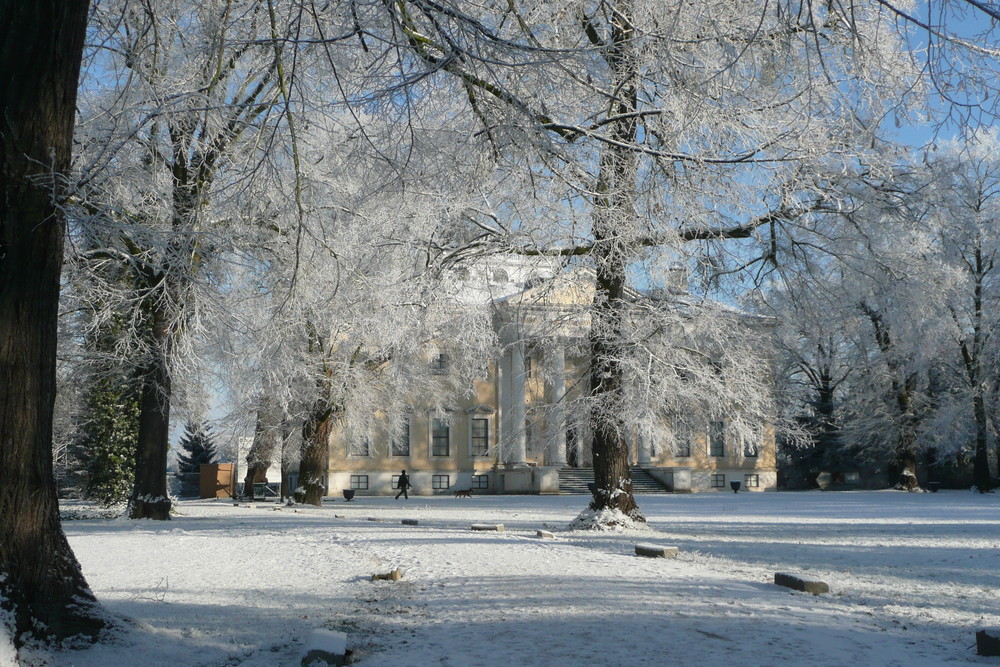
176 421 217 474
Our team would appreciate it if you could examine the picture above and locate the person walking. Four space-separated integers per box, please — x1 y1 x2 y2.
395 470 411 500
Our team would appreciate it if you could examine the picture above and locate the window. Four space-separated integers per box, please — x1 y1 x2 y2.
392 418 410 457
471 418 489 456
674 427 691 458
709 421 725 457
432 418 450 456
430 352 449 374
471 475 489 489
432 474 450 490
525 349 539 378
743 424 760 457
348 438 370 457
391 474 401 489
744 474 760 488
525 418 539 455
350 475 369 490
711 473 726 488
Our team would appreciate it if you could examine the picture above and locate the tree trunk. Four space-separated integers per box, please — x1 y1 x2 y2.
298 404 332 506
894 373 920 491
860 303 922 492
128 314 173 519
244 400 278 498
966 248 993 492
813 367 842 468
585 0 644 522
0 0 106 647
972 388 992 492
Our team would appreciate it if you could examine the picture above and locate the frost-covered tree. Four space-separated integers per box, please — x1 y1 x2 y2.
764 161 945 490
74 0 307 519
365 0 924 522
918 130 1000 490
763 282 858 486
215 112 499 505
765 131 1000 491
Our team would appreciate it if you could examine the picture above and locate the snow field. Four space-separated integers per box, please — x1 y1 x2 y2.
23 490 1000 666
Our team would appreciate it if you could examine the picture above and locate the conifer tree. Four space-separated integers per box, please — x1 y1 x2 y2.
176 421 218 474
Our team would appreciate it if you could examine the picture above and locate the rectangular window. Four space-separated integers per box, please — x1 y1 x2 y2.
471 418 489 456
471 475 489 489
432 474 450 490
744 473 760 488
350 475 369 490
674 429 691 458
743 424 760 457
711 473 726 488
430 352 449 374
526 350 538 378
392 418 410 457
348 438 370 457
525 418 537 455
709 421 725 457
432 418 450 456
391 474 401 489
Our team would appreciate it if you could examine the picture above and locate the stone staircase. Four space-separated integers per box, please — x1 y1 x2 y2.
558 467 671 494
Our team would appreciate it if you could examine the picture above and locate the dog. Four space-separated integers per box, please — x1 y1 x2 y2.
453 488 473 498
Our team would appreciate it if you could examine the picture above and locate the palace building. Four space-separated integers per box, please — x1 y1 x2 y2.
320 256 777 496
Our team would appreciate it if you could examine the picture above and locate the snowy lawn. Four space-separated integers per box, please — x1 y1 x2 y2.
24 490 1000 666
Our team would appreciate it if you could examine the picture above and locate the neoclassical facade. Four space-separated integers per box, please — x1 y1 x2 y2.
323 258 778 496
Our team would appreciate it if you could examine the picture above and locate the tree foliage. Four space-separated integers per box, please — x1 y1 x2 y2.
79 373 141 505
766 129 1000 491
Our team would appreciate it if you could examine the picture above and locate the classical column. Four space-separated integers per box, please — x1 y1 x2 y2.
497 350 508 460
637 430 652 466
507 342 528 466
544 341 567 466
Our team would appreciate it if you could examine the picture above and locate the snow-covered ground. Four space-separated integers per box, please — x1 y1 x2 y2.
19 490 1000 666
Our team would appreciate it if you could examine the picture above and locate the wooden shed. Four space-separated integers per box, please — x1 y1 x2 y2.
200 463 235 499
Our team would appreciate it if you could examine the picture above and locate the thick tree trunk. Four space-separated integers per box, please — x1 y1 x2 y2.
972 389 992 491
588 244 642 519
813 368 842 468
585 0 643 522
298 404 332 506
128 346 172 519
0 0 106 647
893 374 920 491
244 400 278 498
965 255 993 492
